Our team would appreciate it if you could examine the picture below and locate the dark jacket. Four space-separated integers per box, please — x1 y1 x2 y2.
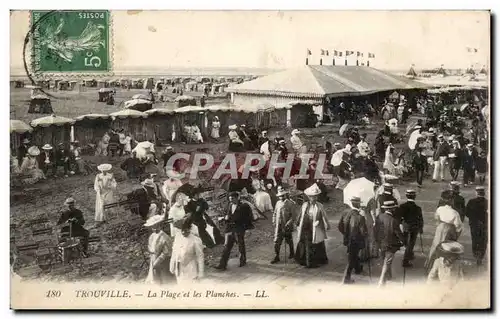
475 156 487 173
17 145 28 163
375 212 404 253
462 149 477 170
396 200 423 232
377 193 398 214
465 197 488 227
224 201 254 233
185 198 224 247
120 157 143 178
55 148 71 164
338 209 367 251
161 150 176 168
57 207 88 237
412 152 428 171
128 187 151 219
433 142 450 161
38 151 56 168
448 148 463 169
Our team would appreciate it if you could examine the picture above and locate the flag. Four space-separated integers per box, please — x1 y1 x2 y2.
339 51 343 57
357 51 361 57
320 49 325 56
325 50 329 56
346 51 354 56
474 48 478 53
334 50 338 56
307 49 312 55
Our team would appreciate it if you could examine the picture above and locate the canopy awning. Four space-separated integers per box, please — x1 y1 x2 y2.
10 120 33 134
74 113 111 122
110 109 148 119
30 114 75 128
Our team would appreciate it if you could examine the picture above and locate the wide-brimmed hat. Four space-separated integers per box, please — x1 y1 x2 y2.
228 124 237 130
141 178 156 188
22 138 30 144
276 186 289 197
166 170 181 179
42 144 53 151
381 200 398 209
350 196 361 203
291 129 300 135
438 134 444 138
414 125 422 130
304 183 321 196
64 197 75 205
475 186 486 195
240 124 246 128
450 181 460 190
27 146 40 156
144 214 164 227
466 143 473 148
383 183 394 190
165 145 173 150
438 241 464 257
97 163 112 172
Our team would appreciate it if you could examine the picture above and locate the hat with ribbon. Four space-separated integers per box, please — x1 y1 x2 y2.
97 163 112 172
141 178 156 188
42 144 53 150
438 241 464 257
381 200 398 209
64 197 76 205
27 146 40 156
304 183 322 196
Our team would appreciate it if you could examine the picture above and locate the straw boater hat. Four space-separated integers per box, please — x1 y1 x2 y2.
23 138 30 144
165 145 173 150
64 197 75 206
438 241 464 258
405 189 416 198
291 129 300 135
383 183 394 193
450 181 460 190
228 124 237 130
276 186 289 197
381 200 398 209
240 124 246 128
144 214 164 227
166 169 181 179
141 178 156 188
42 144 53 151
466 143 473 148
414 125 422 130
97 163 112 172
304 183 321 196
27 146 40 156
476 186 486 196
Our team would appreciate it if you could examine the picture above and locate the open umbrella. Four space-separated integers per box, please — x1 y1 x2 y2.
124 99 153 112
343 177 375 208
339 124 349 136
408 130 423 150
10 120 33 134
330 149 345 166
132 141 155 160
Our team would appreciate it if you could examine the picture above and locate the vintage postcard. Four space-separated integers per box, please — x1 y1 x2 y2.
10 10 491 309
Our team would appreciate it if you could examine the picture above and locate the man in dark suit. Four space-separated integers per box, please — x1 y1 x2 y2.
161 145 178 171
17 138 30 164
338 196 368 284
57 197 90 256
397 190 423 268
465 186 488 266
55 143 72 177
375 200 404 287
376 183 398 215
412 148 428 188
462 143 477 185
448 140 463 181
432 134 450 182
215 192 254 270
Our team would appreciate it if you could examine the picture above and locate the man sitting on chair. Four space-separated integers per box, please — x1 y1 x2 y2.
57 197 90 257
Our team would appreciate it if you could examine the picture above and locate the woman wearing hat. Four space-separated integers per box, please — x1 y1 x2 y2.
94 164 117 224
228 125 244 152
295 183 330 268
427 241 464 285
425 190 463 273
210 116 221 141
162 170 183 206
38 144 56 177
169 219 204 284
383 144 397 176
144 214 173 285
290 129 306 155
19 146 45 184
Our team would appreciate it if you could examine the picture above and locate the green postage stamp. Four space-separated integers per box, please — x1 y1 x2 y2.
30 10 111 74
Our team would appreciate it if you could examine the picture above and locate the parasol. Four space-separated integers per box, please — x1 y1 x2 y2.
408 130 423 150
343 177 375 208
330 149 345 166
10 120 33 134
339 124 349 136
460 103 469 112
132 141 156 160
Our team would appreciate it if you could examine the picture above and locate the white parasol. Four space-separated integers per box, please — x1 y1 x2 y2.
339 124 349 136
460 103 469 112
132 141 156 160
330 149 345 166
408 130 423 150
343 177 376 208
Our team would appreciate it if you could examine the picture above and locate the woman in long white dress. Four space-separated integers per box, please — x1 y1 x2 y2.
19 146 45 184
96 132 110 156
144 214 173 285
383 145 397 175
94 163 117 224
169 219 204 284
168 193 188 237
211 116 221 140
161 170 183 206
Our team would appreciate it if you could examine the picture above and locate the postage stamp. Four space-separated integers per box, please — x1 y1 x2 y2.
30 10 111 74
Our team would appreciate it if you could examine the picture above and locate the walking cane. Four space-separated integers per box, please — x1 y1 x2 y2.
419 233 425 255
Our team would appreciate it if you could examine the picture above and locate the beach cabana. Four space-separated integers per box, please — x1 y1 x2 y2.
73 114 112 146
124 99 153 112
98 88 114 102
144 108 176 143
28 94 53 114
58 80 70 90
132 94 151 101
174 95 197 108
10 120 33 152
110 109 149 141
30 114 74 146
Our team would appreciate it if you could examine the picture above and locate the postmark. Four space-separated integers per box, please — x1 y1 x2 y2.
30 10 111 75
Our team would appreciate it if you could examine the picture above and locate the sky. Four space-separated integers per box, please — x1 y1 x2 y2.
10 10 490 73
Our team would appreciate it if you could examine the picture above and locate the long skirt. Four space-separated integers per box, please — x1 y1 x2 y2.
295 238 328 268
424 222 459 273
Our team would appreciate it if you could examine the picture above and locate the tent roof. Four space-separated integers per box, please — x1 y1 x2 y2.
145 108 176 116
406 67 417 77
226 65 429 98
10 119 33 134
74 113 111 122
30 114 75 127
110 109 148 119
